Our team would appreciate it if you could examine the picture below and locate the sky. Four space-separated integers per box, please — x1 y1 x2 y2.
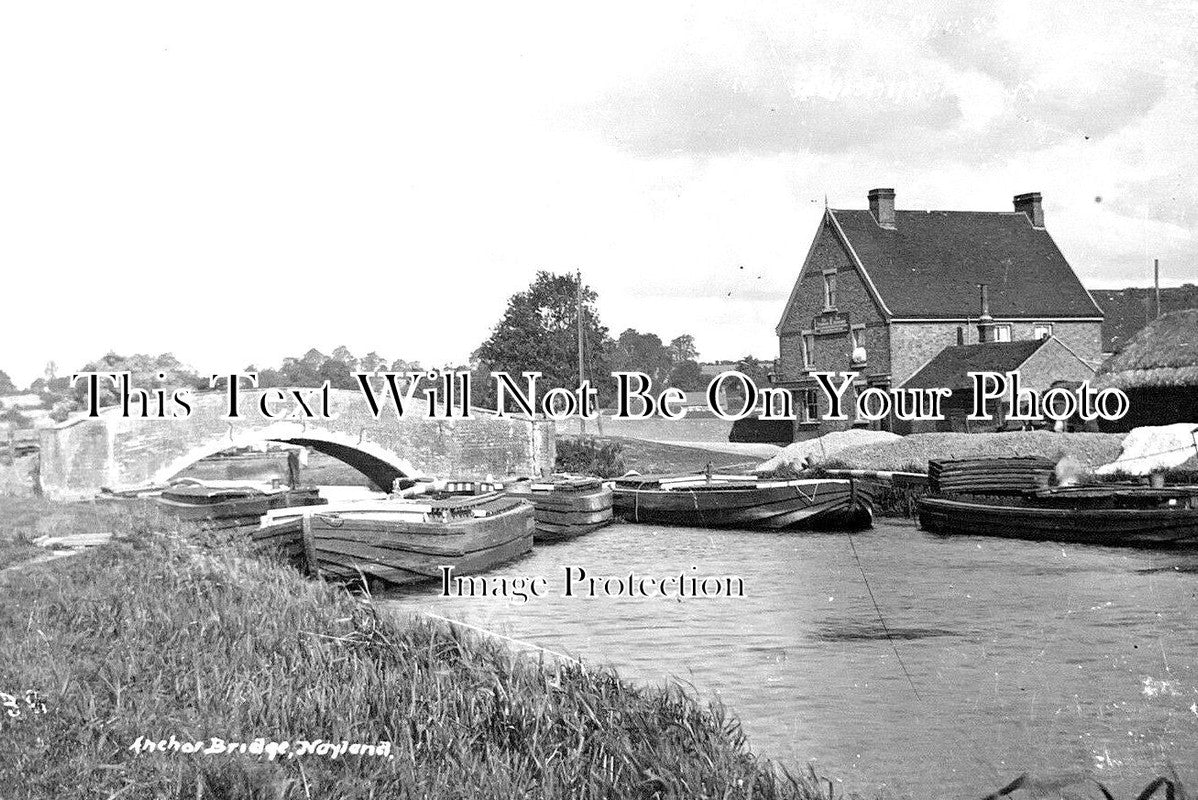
1 1 1196 387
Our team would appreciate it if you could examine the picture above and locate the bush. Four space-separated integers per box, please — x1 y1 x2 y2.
555 437 627 478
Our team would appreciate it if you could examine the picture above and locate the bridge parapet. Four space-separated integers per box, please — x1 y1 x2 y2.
38 389 555 500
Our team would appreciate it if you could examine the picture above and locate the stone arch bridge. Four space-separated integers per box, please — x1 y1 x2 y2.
38 389 555 500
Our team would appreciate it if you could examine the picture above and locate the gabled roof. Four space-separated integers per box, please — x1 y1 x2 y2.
901 338 1048 390
828 209 1104 320
1095 309 1198 388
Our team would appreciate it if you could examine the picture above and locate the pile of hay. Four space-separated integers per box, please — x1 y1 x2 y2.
816 431 1125 472
754 429 901 472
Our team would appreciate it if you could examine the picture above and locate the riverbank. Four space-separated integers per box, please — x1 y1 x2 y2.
0 498 829 799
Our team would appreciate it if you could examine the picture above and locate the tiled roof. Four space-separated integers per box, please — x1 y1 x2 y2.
901 339 1048 390
829 209 1103 319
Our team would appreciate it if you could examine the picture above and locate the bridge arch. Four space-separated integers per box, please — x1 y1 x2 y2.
150 424 420 491
38 388 554 500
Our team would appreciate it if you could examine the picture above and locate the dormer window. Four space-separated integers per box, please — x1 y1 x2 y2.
1033 323 1053 340
822 271 838 310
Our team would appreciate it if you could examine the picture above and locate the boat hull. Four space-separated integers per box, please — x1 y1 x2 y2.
917 495 1198 548
612 478 873 531
306 496 535 586
512 484 615 541
154 487 325 532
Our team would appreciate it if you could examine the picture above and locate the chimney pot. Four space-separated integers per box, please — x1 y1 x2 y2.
868 187 895 228
1013 192 1044 228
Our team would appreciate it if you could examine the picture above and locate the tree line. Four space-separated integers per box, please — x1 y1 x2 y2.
0 270 772 422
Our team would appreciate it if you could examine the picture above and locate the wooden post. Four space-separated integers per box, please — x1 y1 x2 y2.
287 450 302 488
301 515 322 580
6 429 15 467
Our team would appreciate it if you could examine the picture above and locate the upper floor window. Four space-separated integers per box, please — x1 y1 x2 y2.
822 272 838 310
1033 323 1053 340
993 324 1012 342
801 333 815 369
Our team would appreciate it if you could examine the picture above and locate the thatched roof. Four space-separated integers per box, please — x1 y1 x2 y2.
1095 309 1198 388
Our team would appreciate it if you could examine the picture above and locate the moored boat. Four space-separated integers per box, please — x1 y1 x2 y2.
917 486 1198 548
257 490 534 586
611 473 874 531
152 480 325 532
508 476 614 541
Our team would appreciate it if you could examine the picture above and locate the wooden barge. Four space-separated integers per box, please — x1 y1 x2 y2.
508 476 614 541
918 486 1198 548
611 473 874 531
154 483 325 531
257 490 534 587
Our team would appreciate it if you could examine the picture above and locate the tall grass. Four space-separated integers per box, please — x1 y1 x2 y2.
0 496 119 570
0 501 830 799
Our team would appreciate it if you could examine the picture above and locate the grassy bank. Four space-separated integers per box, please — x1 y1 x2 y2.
0 496 121 571
0 498 829 799
558 435 759 477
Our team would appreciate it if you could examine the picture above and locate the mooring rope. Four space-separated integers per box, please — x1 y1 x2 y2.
845 533 922 701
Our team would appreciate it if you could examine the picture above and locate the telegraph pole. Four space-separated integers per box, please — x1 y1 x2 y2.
577 269 586 437
1154 258 1161 319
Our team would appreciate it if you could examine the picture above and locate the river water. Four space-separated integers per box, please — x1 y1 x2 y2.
377 520 1198 799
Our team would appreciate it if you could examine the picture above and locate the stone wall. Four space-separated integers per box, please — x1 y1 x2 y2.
39 389 555 500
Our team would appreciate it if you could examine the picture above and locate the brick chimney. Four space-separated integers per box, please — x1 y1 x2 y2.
977 284 995 343
868 188 895 228
1013 192 1044 228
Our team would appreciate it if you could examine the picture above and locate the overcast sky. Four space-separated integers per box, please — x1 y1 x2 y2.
2 1 1195 386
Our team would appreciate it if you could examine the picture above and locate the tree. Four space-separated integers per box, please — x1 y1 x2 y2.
666 359 705 392
66 352 206 410
473 271 613 410
361 351 388 372
610 329 672 385
724 355 773 406
331 345 359 372
667 335 699 366
0 370 15 395
734 356 771 386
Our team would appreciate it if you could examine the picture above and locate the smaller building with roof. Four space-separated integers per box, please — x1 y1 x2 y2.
900 337 1096 433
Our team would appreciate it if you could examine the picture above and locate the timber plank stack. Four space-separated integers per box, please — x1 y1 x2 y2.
928 457 1055 495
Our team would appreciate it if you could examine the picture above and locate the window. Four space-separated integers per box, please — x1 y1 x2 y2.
1033 323 1053 340
798 389 819 423
850 327 862 350
822 272 838 310
801 333 815 369
993 325 1012 342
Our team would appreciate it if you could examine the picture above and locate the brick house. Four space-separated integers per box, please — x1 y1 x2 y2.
774 188 1104 440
